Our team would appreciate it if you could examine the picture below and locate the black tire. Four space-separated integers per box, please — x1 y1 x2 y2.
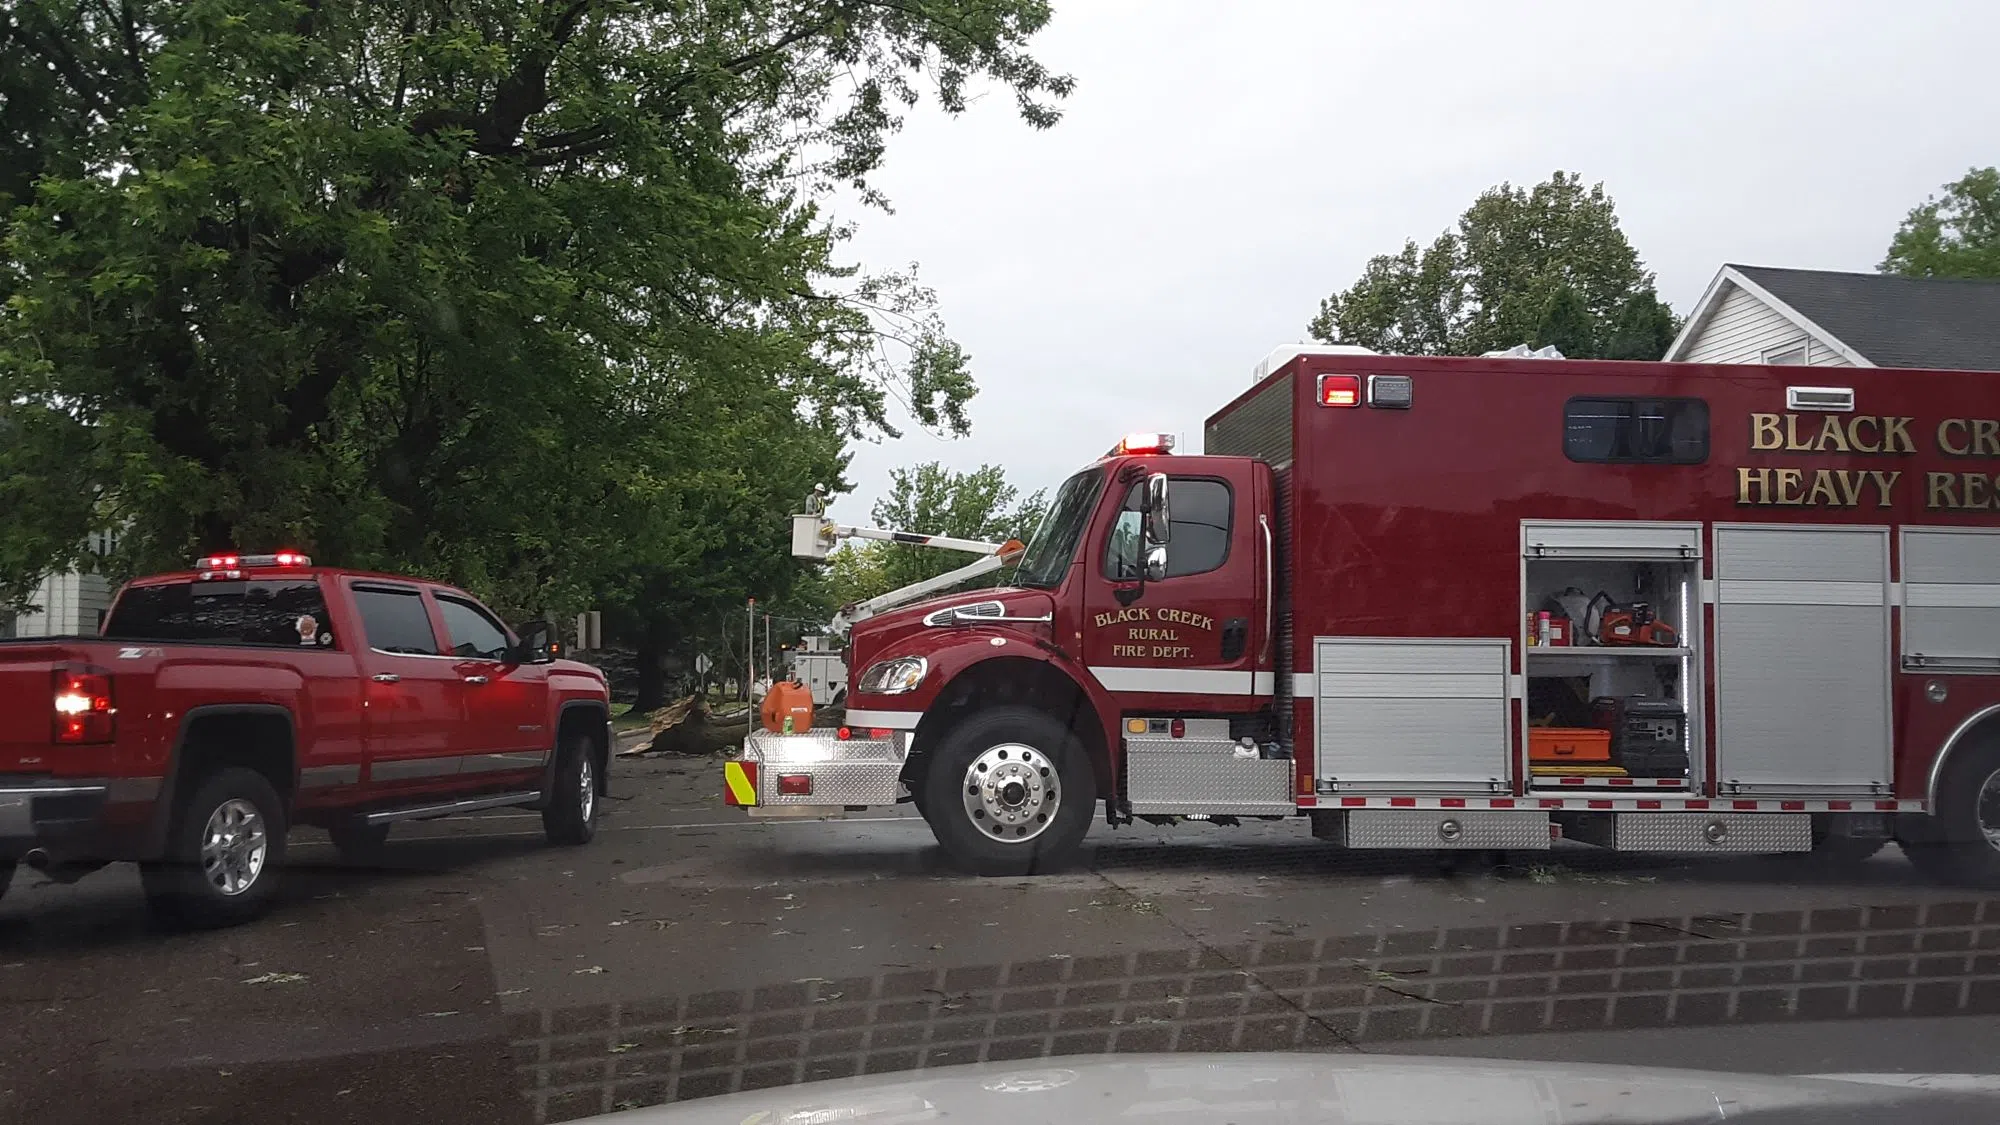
141 768 288 929
1798 820 1888 870
327 818 391 863
921 706 1096 877
1900 740 2000 888
543 734 601 846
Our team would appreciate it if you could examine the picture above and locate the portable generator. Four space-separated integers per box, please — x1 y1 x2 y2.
1591 695 1689 779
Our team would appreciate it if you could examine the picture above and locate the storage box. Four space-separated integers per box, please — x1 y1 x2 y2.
1529 726 1612 763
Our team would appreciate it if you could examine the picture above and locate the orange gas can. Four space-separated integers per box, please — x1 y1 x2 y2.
760 680 815 734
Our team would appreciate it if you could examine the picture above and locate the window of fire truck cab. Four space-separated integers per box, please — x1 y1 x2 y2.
1104 478 1231 581
1013 467 1105 590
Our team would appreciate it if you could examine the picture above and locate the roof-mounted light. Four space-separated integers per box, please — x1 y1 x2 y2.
195 551 312 576
1111 432 1175 456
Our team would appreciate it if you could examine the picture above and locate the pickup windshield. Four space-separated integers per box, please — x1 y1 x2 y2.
103 578 335 647
1013 467 1105 589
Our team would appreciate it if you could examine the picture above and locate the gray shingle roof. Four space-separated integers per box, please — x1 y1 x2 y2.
1731 264 2000 371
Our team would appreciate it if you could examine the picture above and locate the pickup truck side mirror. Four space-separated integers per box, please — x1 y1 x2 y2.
513 621 557 665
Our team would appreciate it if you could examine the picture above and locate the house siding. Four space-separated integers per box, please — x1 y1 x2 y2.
1678 282 1853 367
8 570 114 637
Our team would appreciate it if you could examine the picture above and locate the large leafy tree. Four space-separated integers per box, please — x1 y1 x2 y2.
1308 171 1679 361
865 460 1047 593
1882 166 2000 279
0 0 1069 618
785 460 1047 624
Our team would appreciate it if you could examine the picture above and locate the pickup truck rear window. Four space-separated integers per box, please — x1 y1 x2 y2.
104 580 334 647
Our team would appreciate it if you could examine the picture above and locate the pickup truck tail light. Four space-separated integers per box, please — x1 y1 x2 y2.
52 664 115 744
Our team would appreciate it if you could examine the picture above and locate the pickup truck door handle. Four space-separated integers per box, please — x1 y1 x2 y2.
464 675 489 685
371 673 400 684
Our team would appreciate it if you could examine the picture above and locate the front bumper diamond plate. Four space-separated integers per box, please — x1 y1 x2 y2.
739 729 906 807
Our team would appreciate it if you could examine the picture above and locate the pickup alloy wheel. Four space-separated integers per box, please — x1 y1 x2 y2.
923 706 1096 877
543 734 599 846
142 767 289 929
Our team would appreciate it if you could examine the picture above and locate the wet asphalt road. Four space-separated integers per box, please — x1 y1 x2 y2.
4 739 1999 1124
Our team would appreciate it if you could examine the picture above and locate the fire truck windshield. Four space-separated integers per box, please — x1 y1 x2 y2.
1012 467 1105 589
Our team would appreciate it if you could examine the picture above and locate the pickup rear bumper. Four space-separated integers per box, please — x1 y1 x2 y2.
0 778 155 863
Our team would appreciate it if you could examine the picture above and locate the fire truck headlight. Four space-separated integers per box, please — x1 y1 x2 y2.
857 656 927 695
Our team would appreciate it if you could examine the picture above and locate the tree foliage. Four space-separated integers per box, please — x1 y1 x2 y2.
789 460 1046 617
1308 171 1679 361
0 0 1069 619
1882 167 2000 279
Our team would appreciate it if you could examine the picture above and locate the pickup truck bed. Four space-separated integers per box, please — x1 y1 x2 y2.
0 557 611 927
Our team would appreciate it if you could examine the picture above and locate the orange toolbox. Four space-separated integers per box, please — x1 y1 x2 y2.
1529 727 1613 764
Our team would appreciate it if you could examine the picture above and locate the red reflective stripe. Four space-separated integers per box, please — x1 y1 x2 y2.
1489 798 1516 809
1341 797 1366 807
1875 800 1901 811
1608 777 1633 786
1685 799 1709 809
1540 798 1564 809
1637 799 1662 810
1779 800 1805 811
1827 800 1852 811
1389 797 1416 807
1587 799 1613 809
1440 797 1465 808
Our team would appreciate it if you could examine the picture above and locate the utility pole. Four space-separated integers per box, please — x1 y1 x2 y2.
764 613 772 686
746 598 756 700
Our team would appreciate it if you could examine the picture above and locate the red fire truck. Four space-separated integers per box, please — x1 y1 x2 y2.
724 345 2000 885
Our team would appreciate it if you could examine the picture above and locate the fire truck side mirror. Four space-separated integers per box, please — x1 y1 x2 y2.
1142 472 1171 546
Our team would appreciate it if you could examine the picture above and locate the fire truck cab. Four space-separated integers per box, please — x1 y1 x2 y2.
725 345 2000 885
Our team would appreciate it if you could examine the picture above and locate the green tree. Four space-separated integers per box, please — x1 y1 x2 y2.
868 461 1047 593
1309 171 1679 360
0 0 1070 619
1882 167 2000 279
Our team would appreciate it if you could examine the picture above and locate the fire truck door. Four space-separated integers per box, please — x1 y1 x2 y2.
1082 463 1269 706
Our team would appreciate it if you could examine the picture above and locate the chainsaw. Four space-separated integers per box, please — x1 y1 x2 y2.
1584 592 1679 647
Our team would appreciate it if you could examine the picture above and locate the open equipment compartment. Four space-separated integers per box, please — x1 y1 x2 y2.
1519 521 1704 792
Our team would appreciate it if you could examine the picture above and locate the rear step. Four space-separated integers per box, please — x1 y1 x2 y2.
362 791 541 825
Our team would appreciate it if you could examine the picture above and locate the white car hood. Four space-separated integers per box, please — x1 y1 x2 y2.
589 1052 1968 1125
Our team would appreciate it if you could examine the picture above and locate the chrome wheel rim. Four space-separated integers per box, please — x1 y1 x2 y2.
579 754 596 822
1978 768 2000 852
961 742 1058 843
201 798 268 896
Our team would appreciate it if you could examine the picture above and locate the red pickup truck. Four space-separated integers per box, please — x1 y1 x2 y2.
0 553 612 928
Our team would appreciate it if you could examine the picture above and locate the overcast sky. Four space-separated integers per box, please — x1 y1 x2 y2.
828 0 2000 525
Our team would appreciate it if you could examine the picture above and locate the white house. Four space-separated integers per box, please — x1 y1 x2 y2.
1667 263 2000 370
1 531 120 639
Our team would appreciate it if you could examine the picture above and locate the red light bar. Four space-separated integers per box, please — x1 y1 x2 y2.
1317 374 1361 408
1113 432 1175 456
195 551 312 571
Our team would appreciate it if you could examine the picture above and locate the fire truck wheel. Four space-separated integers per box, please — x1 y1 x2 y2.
1901 744 2000 888
141 768 288 930
1800 821 1887 868
923 706 1095 877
